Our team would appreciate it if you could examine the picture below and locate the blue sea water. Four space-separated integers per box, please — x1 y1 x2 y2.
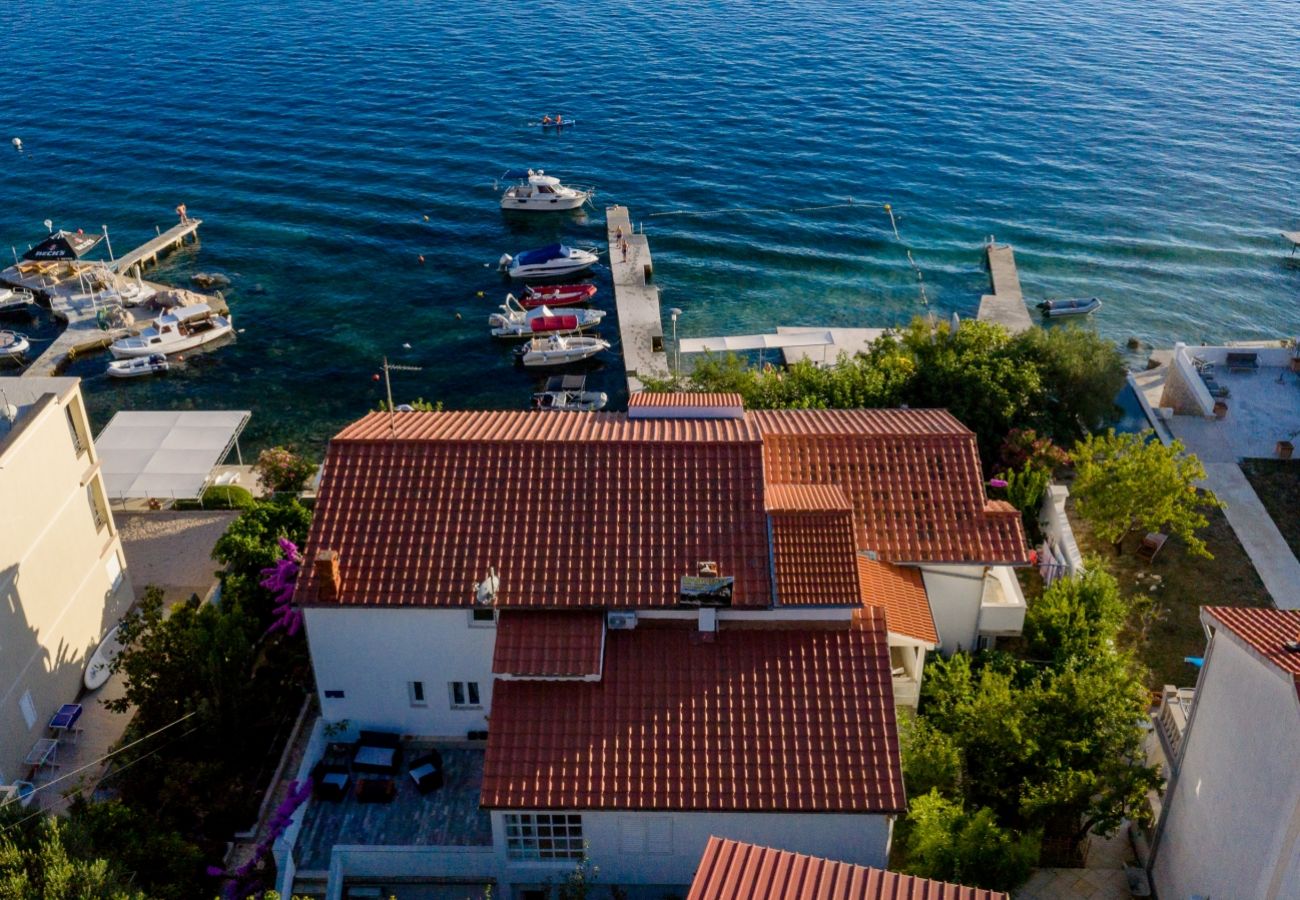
2 0 1297 452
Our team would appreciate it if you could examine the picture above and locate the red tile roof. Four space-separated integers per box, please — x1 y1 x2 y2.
751 409 1028 565
770 507 861 606
298 406 1026 609
858 558 937 645
688 837 1008 900
298 411 772 608
492 611 605 678
482 608 903 812
628 392 746 410
1203 607 1300 700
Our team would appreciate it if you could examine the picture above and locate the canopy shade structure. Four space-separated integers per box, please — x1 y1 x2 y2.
22 229 103 261
678 331 836 354
94 410 250 501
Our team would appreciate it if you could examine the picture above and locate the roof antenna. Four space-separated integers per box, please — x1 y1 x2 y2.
381 356 423 437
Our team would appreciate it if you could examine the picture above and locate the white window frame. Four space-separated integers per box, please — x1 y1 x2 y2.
505 813 585 860
64 403 87 456
86 482 107 531
408 680 427 707
449 681 481 709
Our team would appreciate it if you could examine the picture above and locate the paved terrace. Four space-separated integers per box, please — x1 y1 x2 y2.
1160 362 1300 610
293 745 491 873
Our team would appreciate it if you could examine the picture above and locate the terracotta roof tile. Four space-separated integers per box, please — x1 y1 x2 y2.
1203 607 1300 700
628 392 745 412
482 608 903 812
765 483 853 512
770 508 860 606
688 837 1008 900
857 557 937 645
750 409 1028 565
299 412 771 608
492 611 605 678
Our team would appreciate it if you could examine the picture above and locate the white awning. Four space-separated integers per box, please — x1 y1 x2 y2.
95 410 250 500
678 331 835 354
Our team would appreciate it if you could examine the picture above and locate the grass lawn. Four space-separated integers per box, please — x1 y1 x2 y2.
1240 459 1300 560
1067 498 1273 690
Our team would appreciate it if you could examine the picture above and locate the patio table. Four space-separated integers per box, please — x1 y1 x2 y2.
24 737 59 768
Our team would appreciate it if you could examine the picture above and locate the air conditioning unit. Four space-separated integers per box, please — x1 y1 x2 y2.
607 611 638 631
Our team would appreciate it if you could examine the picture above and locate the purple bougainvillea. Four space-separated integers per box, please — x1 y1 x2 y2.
259 537 304 636
211 778 314 898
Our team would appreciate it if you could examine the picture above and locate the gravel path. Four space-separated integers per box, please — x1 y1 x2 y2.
117 511 239 602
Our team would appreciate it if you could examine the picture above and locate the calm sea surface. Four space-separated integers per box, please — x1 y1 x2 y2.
2 0 1297 452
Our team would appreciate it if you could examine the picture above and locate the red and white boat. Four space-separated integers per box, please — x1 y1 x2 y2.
518 283 597 309
490 296 605 339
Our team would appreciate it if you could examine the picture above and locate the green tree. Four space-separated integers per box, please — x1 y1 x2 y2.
1071 430 1219 556
898 715 962 797
212 497 312 575
1023 564 1129 664
0 817 146 900
1012 325 1127 441
63 798 207 900
901 791 1039 891
999 462 1051 518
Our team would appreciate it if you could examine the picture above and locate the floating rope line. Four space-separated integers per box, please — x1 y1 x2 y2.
647 198 885 219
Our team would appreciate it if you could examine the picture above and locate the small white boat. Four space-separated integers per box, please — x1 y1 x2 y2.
1038 297 1102 318
109 304 233 359
0 330 30 358
489 295 605 339
533 375 608 411
84 623 125 691
0 287 34 314
107 353 170 379
500 169 593 211
107 279 157 307
499 243 599 280
515 333 610 367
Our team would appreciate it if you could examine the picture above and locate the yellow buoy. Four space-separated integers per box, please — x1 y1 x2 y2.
476 291 484 298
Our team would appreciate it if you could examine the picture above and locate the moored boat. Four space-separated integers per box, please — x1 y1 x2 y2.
532 375 608 411
107 353 170 379
515 333 610 367
0 287 35 315
109 303 233 359
518 283 597 309
489 295 605 339
1037 297 1102 318
500 169 593 211
0 330 30 358
500 243 599 280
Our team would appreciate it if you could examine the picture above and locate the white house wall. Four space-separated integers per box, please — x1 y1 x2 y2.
492 809 893 894
1152 633 1300 899
303 607 497 737
918 565 984 653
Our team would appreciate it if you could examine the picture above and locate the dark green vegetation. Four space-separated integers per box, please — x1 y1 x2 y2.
898 567 1161 890
1240 459 1300 559
1 498 314 899
653 318 1127 469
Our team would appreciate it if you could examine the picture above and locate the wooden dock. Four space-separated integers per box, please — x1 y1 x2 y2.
607 206 670 393
976 242 1033 334
111 218 201 274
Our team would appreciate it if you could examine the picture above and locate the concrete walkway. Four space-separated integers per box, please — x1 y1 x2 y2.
1016 827 1134 899
1201 464 1300 610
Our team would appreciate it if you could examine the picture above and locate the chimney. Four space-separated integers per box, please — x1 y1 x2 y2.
315 550 341 601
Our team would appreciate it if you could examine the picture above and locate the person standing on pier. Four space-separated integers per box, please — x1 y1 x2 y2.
176 203 188 223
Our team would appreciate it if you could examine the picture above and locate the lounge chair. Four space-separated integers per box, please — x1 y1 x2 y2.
353 730 403 775
1137 532 1168 563
1225 351 1259 373
409 750 444 795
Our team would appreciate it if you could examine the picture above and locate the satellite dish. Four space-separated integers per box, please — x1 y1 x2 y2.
0 403 18 437
474 567 500 605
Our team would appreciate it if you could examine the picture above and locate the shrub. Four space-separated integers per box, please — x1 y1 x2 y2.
252 446 318 494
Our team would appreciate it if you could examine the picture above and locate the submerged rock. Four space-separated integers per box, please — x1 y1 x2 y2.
192 272 232 289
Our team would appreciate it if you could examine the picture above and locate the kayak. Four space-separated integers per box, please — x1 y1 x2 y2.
536 118 577 128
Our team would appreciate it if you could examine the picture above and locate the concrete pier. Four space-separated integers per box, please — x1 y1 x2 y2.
606 206 670 393
976 242 1033 334
111 218 202 274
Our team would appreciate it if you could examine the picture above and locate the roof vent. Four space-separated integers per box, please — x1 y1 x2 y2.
626 393 744 420
1283 639 1300 653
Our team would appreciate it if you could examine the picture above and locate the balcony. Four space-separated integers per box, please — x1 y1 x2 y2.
977 567 1027 637
1156 684 1195 771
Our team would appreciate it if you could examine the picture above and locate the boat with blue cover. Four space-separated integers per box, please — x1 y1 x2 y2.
499 243 599 279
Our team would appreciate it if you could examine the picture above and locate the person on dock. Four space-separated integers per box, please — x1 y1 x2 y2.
176 203 189 223
620 239 629 262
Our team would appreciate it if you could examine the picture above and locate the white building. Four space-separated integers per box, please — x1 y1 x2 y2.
280 395 1029 899
1150 606 1300 900
0 377 133 787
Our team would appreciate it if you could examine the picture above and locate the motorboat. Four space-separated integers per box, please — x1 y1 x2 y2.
0 330 30 358
84 624 125 691
489 295 605 339
500 169 593 211
109 303 234 359
107 353 170 378
532 374 608 411
0 287 34 315
519 283 597 309
499 243 599 280
515 333 610 367
1037 297 1102 318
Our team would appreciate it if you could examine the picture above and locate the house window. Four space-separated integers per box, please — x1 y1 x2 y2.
449 681 481 709
64 405 86 455
618 817 673 855
105 553 125 592
408 681 426 707
469 608 497 627
323 690 345 699
86 483 107 531
19 691 37 730
505 813 584 860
